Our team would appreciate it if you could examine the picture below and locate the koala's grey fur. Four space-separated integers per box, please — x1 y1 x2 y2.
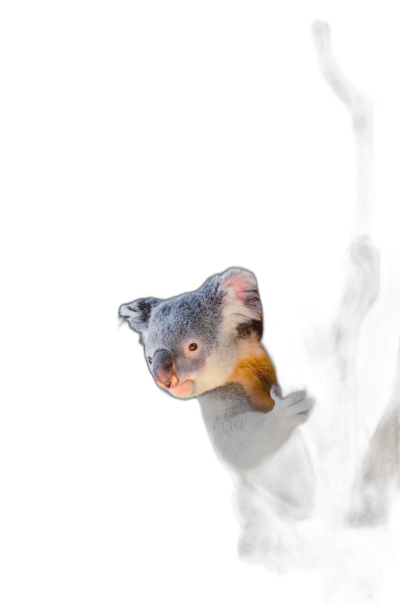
120 238 379 526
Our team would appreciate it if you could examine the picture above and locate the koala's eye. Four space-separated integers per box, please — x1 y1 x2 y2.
188 343 198 351
148 356 153 364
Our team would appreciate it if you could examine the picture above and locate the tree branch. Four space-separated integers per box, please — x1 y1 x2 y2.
312 21 374 237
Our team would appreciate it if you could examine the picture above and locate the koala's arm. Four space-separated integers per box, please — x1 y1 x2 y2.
199 384 314 470
306 236 380 361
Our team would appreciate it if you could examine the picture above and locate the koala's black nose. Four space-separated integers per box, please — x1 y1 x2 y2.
153 350 179 389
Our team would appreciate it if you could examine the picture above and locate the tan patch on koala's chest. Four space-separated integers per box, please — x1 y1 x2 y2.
228 339 277 412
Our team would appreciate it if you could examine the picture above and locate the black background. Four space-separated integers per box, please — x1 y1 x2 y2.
49 5 400 602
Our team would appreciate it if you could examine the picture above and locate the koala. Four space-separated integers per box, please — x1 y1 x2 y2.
119 267 314 470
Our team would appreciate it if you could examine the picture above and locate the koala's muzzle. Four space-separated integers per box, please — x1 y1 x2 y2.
153 350 179 389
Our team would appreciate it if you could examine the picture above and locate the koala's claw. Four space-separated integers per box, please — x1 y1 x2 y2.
270 386 314 430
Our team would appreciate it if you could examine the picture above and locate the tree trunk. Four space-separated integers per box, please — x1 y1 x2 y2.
239 22 400 604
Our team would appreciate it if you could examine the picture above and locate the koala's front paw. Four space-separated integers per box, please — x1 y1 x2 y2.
347 236 380 314
270 386 314 430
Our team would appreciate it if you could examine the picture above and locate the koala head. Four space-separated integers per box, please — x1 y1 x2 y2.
119 268 263 399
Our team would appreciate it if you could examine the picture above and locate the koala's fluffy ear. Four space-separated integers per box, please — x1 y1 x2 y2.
219 267 262 330
119 297 161 335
